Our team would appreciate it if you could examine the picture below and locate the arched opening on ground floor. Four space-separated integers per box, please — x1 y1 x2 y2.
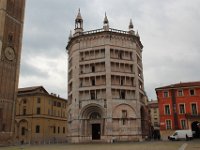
80 104 105 140
191 121 200 138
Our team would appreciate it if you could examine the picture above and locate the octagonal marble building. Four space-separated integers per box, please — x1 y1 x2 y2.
66 10 147 143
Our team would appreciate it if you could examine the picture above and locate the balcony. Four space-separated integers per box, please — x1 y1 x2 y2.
185 113 200 119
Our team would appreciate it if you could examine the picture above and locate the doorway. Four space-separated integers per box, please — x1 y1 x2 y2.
92 124 101 140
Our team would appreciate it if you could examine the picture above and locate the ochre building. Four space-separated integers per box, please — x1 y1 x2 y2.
0 0 26 145
148 100 160 139
14 86 68 144
156 81 200 139
66 10 148 143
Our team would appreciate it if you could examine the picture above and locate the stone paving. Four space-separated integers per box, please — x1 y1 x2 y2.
0 139 200 150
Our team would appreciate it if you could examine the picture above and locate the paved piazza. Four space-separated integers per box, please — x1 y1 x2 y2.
1 139 200 150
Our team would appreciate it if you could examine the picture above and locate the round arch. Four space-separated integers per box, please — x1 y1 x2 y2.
80 103 105 119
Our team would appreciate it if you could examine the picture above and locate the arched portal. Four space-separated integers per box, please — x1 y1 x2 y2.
191 121 200 138
80 104 105 140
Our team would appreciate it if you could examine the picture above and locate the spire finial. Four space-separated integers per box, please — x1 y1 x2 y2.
136 30 140 37
129 19 134 30
103 12 109 24
76 8 82 20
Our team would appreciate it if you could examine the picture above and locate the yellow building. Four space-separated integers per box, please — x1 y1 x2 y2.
14 86 67 144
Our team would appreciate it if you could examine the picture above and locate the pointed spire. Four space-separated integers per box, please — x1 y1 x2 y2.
74 8 83 34
103 12 109 24
129 19 134 30
76 8 82 21
103 12 109 31
136 30 140 37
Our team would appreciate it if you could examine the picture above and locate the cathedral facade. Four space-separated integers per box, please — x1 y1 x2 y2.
66 10 147 143
0 0 26 145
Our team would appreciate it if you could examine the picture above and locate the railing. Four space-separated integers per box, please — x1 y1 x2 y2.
185 113 200 118
82 28 130 35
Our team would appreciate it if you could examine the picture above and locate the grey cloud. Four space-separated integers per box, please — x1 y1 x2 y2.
19 0 200 100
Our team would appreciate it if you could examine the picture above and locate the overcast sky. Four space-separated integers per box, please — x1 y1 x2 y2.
19 0 200 100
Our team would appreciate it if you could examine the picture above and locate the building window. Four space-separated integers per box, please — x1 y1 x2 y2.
91 78 95 86
179 104 185 114
164 105 170 115
181 120 186 129
36 107 41 114
37 97 41 103
154 108 157 113
191 103 197 115
122 110 127 118
91 65 95 72
163 91 169 98
63 127 65 134
177 89 183 96
58 127 60 134
120 79 124 86
36 125 40 133
166 120 172 130
23 107 26 115
122 110 127 125
53 101 57 106
190 89 195 96
57 102 61 107
90 91 96 100
120 90 126 99
21 127 25 135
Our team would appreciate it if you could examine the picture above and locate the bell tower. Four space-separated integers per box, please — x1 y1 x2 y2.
0 0 26 145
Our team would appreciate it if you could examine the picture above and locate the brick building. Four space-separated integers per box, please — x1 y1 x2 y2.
15 86 67 144
155 81 200 139
66 10 149 143
0 0 25 145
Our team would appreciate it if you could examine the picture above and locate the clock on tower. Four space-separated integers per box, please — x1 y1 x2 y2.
0 0 26 145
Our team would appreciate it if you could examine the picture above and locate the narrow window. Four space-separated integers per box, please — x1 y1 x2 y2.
36 125 40 133
181 120 186 129
21 127 25 135
179 104 185 114
91 91 96 100
178 89 183 96
91 78 95 86
122 110 127 125
23 107 26 115
63 127 65 134
122 110 127 118
120 90 126 99
36 107 41 114
120 78 124 85
190 89 195 96
58 127 60 134
191 104 197 115
91 65 95 72
165 105 170 115
163 91 169 98
166 120 171 130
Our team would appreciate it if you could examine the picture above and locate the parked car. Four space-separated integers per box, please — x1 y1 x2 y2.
168 130 193 141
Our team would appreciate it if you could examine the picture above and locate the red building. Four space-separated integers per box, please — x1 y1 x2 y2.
155 81 200 139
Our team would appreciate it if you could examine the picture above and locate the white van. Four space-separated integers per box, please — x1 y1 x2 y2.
168 130 193 141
